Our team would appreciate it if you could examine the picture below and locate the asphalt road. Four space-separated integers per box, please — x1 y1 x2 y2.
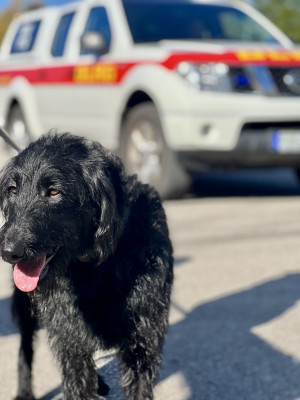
2 142 300 399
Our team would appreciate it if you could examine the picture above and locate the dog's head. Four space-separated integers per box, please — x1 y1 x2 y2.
0 132 126 292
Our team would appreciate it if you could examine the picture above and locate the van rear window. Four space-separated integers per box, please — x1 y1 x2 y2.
52 12 75 57
11 20 41 53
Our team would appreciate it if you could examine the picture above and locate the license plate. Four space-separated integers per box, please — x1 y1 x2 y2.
271 129 300 153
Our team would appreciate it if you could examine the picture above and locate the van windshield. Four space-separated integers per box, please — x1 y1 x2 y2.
122 2 279 44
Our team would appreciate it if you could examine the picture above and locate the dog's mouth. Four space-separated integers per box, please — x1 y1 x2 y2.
13 250 56 293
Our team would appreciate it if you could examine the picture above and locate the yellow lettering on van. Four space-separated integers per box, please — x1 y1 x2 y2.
73 64 117 83
0 75 11 84
290 51 300 61
236 50 266 62
236 50 300 63
94 65 117 82
267 51 291 62
73 66 90 82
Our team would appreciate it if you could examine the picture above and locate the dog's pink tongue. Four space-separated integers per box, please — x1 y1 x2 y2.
13 256 46 292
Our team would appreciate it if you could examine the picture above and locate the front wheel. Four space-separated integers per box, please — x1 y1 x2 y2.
119 102 190 199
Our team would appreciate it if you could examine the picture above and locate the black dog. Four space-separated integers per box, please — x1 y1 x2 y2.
0 132 173 400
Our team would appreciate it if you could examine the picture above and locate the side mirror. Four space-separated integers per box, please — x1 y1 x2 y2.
80 32 108 55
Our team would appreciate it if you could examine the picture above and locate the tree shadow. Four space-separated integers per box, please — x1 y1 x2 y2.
0 297 17 336
162 273 300 400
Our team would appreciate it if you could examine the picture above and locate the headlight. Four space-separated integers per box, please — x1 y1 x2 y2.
177 62 232 92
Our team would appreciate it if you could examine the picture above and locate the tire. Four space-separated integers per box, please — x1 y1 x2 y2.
6 104 32 150
120 102 190 199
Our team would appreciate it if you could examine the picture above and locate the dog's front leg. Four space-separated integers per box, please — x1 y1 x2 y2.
42 288 104 400
12 287 38 400
47 325 99 399
58 351 99 400
119 334 164 400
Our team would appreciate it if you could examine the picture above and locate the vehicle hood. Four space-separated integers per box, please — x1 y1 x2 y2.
153 39 293 53
120 40 300 67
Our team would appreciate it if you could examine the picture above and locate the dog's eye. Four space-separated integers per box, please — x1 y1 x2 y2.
47 188 60 197
9 186 17 195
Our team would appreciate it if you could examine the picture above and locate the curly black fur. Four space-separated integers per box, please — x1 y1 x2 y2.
0 132 173 400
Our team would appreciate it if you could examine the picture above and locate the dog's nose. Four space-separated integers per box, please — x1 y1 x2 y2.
1 243 25 263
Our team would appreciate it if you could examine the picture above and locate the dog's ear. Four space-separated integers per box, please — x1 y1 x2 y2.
81 143 127 263
0 165 7 211
0 159 15 217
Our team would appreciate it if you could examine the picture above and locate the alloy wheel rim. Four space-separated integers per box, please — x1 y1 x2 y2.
126 120 163 187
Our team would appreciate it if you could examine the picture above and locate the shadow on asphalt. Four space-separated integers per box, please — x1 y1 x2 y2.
0 297 17 336
162 273 300 400
191 168 300 197
2 273 300 399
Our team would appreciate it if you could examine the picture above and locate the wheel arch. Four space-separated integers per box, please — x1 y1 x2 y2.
121 90 155 123
4 77 43 140
5 98 20 124
119 90 164 153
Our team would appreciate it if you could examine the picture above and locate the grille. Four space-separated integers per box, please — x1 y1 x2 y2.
269 67 300 95
229 65 300 96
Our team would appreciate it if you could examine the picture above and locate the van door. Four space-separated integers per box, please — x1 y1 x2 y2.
37 5 120 150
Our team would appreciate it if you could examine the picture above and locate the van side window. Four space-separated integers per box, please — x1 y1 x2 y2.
81 7 111 55
11 20 41 53
51 12 75 57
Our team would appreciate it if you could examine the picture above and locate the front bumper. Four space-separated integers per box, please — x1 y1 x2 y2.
161 91 300 152
178 123 300 172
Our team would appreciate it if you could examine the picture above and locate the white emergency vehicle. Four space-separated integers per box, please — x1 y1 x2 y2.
0 0 300 198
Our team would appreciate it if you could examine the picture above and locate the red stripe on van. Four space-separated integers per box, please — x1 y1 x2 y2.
1 50 300 86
